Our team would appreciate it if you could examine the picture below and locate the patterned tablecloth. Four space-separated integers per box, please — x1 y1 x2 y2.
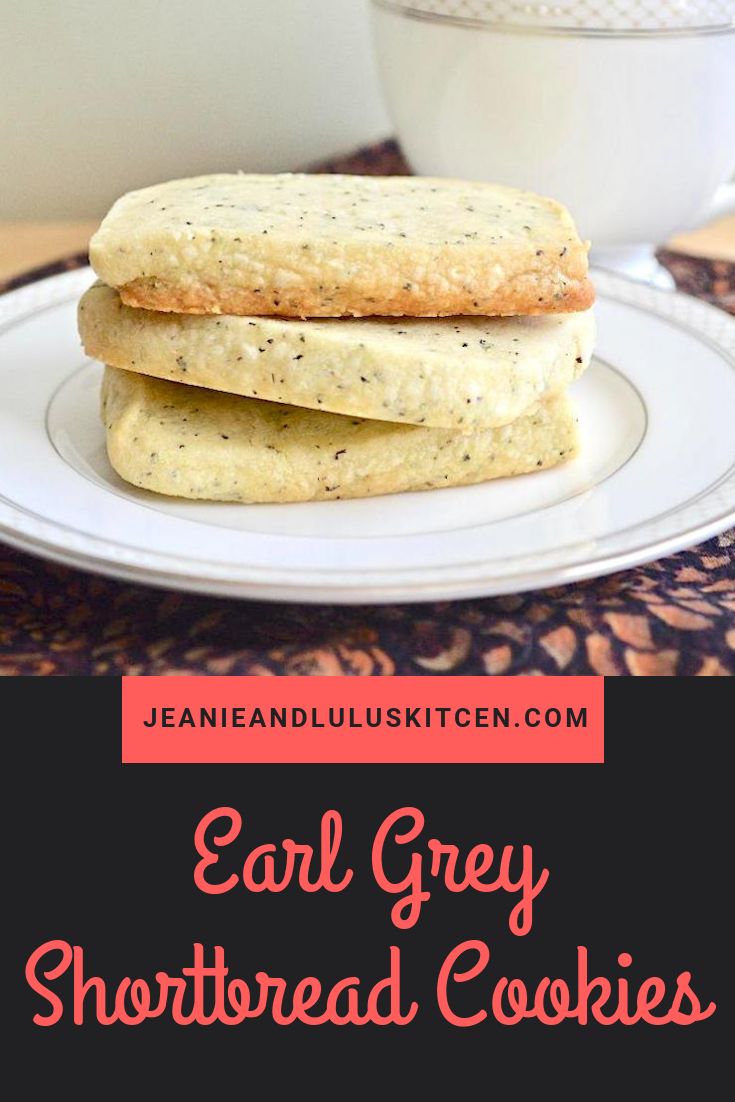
1 142 733 677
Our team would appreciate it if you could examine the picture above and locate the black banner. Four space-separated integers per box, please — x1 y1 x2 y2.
5 678 729 1095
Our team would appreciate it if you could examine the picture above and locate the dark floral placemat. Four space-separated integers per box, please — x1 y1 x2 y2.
1 141 733 676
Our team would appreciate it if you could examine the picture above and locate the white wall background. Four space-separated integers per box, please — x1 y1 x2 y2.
0 0 391 218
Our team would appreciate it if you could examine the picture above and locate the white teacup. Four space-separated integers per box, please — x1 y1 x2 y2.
371 1 735 278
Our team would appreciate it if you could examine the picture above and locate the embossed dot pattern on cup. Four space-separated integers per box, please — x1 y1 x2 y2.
372 0 735 31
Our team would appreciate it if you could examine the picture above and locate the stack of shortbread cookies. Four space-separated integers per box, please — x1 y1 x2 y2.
79 174 595 503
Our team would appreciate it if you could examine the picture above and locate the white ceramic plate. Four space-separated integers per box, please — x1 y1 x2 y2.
0 267 733 603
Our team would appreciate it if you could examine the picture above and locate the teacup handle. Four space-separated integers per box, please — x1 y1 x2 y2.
704 182 735 222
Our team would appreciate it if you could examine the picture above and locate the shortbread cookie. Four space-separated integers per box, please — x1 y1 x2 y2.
89 173 594 318
81 284 594 430
101 367 578 503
